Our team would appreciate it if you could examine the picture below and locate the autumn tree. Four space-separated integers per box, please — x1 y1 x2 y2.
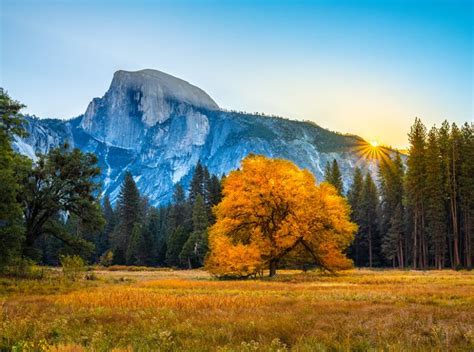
205 155 356 278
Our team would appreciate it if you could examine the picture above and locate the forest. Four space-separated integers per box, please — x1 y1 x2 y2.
1 88 473 275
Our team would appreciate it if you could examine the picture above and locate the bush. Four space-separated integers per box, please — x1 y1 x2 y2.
60 255 86 281
2 257 44 279
99 250 114 267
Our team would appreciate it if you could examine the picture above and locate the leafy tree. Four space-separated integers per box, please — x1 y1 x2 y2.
0 89 26 269
205 155 356 278
15 144 104 259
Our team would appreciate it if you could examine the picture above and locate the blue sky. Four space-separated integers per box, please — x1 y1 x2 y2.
1 0 472 147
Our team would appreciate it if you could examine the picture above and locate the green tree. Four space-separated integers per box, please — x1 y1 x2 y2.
425 127 446 269
165 225 188 267
111 172 142 264
16 144 104 259
180 195 209 268
347 167 364 266
0 89 26 269
379 153 405 268
324 159 344 195
126 222 144 265
405 117 427 269
360 173 380 268
459 123 473 268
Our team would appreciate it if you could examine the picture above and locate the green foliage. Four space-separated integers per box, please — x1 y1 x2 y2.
323 159 344 195
165 226 189 267
0 89 26 270
111 172 142 264
60 254 86 281
15 144 103 259
99 250 114 267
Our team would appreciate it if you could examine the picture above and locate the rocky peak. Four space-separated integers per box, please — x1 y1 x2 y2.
80 69 218 149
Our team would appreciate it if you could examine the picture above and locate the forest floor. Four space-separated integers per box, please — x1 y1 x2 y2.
1 268 473 351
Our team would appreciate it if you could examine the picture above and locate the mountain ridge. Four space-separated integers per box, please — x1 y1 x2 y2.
13 69 377 205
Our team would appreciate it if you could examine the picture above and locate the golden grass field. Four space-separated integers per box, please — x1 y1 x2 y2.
1 268 473 351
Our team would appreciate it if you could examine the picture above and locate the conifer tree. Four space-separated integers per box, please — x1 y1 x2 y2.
180 194 209 268
347 167 364 266
459 123 473 268
112 172 142 264
323 159 344 195
126 223 144 265
189 162 204 205
165 225 188 267
405 118 427 269
425 127 446 269
331 159 344 195
379 153 405 267
360 173 380 268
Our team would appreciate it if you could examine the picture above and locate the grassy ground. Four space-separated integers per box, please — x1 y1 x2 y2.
1 268 473 351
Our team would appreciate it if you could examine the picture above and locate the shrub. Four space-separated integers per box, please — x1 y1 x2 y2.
99 250 114 267
2 257 44 279
60 255 86 281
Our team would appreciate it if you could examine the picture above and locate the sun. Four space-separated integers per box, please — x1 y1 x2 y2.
352 139 390 163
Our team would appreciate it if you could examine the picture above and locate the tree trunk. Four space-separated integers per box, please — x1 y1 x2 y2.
413 212 417 269
269 259 278 277
368 227 373 268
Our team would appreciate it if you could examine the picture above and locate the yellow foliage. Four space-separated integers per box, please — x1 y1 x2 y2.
205 155 357 278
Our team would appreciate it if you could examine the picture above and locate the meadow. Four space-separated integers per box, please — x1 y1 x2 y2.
1 268 473 351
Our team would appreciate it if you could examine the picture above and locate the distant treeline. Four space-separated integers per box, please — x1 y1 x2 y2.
328 118 472 269
1 88 472 271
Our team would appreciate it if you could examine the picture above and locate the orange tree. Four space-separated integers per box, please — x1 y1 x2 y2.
205 155 357 278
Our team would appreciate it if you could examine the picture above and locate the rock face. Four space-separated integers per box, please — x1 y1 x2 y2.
14 69 375 205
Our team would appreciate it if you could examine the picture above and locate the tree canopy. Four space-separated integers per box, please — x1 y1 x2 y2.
205 155 356 278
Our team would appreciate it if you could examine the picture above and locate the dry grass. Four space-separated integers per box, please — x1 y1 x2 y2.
1 269 473 351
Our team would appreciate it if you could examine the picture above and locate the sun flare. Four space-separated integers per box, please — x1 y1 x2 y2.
370 140 379 147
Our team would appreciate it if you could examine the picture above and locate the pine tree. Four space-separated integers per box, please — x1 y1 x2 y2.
331 159 344 195
112 172 142 264
405 118 427 269
347 167 364 266
425 127 446 269
459 123 474 268
382 204 404 267
379 153 405 268
448 123 462 267
324 159 344 195
189 162 204 205
180 195 209 268
165 225 188 267
126 223 144 265
360 173 380 268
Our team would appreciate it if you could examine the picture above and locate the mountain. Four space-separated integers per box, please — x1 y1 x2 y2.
13 69 377 205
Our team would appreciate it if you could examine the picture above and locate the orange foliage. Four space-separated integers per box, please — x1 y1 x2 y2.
205 155 357 278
